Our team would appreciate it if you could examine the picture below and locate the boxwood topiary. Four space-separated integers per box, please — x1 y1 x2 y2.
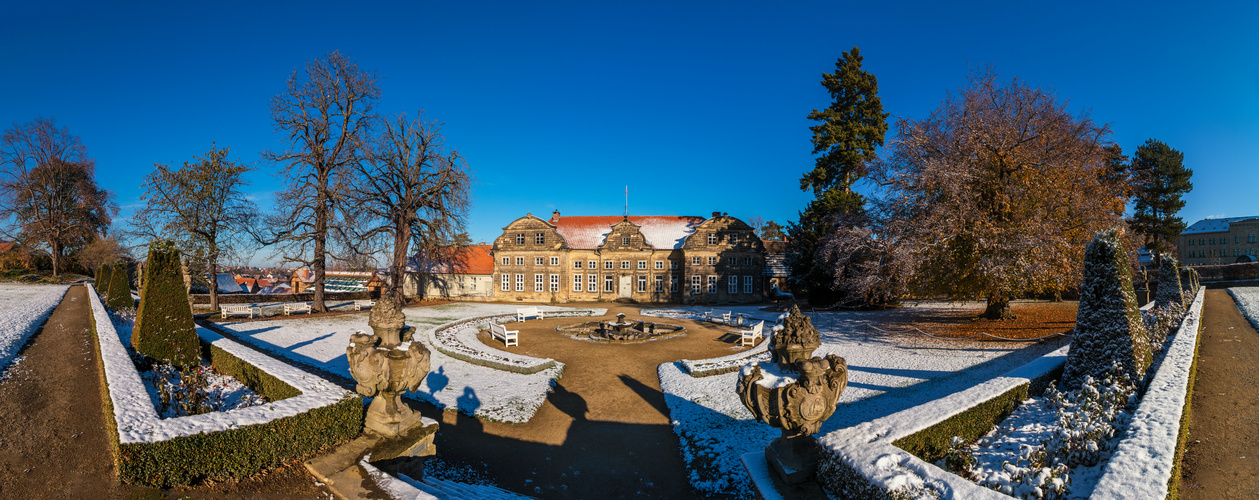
133 240 200 368
1061 230 1151 389
106 261 134 310
97 263 113 296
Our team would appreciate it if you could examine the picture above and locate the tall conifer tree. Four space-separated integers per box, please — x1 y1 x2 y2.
1130 139 1192 255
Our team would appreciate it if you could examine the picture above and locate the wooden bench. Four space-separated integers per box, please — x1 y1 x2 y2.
705 310 732 324
490 323 518 347
353 299 375 311
284 302 313 315
517 307 544 322
220 304 257 319
739 321 765 347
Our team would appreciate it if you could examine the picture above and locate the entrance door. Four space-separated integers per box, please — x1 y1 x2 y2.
618 276 632 298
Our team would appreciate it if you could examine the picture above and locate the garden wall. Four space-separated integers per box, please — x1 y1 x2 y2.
85 286 363 487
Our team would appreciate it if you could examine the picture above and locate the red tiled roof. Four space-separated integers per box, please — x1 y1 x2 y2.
408 244 495 275
548 215 705 249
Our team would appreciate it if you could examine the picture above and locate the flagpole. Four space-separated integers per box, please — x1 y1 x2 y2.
624 185 628 217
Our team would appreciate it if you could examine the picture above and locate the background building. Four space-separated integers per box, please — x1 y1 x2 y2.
492 211 765 304
1178 216 1259 265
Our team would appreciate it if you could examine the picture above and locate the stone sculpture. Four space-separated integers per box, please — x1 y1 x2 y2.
346 296 432 437
738 306 847 485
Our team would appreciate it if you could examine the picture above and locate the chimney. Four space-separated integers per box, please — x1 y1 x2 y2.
712 211 722 219
551 210 561 222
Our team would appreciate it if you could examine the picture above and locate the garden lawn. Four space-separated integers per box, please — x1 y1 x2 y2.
0 283 69 376
212 303 601 423
1227 287 1259 330
653 301 1074 498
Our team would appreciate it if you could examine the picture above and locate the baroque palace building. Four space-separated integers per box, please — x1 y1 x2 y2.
1178 216 1259 265
492 211 766 303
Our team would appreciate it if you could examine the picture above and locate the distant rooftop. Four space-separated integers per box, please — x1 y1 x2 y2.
1182 216 1259 235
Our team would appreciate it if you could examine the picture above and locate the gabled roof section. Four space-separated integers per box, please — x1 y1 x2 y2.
548 215 705 249
1182 216 1259 235
407 244 495 274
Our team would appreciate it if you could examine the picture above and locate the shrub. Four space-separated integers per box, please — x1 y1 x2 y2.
106 261 134 310
1061 230 1151 389
133 240 200 368
97 263 113 295
1154 254 1184 309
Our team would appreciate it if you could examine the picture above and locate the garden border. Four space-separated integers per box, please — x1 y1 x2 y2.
85 285 363 487
424 309 597 375
812 288 1203 499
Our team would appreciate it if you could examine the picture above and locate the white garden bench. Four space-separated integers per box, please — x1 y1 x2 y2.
739 320 764 347
353 299 375 311
490 323 519 347
516 307 544 322
284 302 313 315
220 304 257 319
705 310 732 324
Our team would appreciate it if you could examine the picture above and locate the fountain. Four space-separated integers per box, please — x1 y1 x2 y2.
556 312 685 342
737 305 847 485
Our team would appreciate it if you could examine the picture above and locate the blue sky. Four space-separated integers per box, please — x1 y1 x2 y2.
4 1 1257 265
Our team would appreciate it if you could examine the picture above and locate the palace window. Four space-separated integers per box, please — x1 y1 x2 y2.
502 274 510 291
516 257 524 266
605 275 614 292
574 274 582 291
1237 235 1241 244
536 233 545 244
743 257 752 266
1188 239 1194 246
535 257 544 266
574 261 583 269
706 276 717 293
550 256 559 266
1250 234 1257 243
621 261 631 269
515 274 524 292
708 256 717 266
655 275 664 292
728 275 738 293
727 257 737 266
622 236 630 245
605 261 614 269
655 261 664 269
550 274 559 292
671 260 678 270
589 260 597 269
690 276 701 294
670 276 679 292
708 233 718 245
516 233 525 245
535 274 544 292
502 257 510 266
744 275 753 293
691 256 700 266
638 261 646 269
589 273 598 291
1200 238 1205 245
637 275 646 292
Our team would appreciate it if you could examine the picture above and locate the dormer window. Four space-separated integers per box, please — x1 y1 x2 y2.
707 234 718 245
535 233 545 245
516 233 525 245
622 236 630 245
729 234 738 245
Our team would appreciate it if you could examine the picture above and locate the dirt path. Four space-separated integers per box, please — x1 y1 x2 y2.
415 304 754 499
1181 289 1259 499
0 285 329 499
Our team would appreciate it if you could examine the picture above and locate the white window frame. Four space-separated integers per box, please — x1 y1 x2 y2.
637 275 646 292
621 261 630 269
708 256 717 266
707 275 717 293
516 257 524 266
589 273 598 291
515 274 524 292
535 257 544 266
550 274 559 292
690 275 700 294
605 275 614 292
502 257 510 266
535 233 545 244
638 261 647 269
502 274 510 291
729 234 738 244
691 256 700 266
622 236 630 245
535 274 544 292
729 275 738 293
574 261 583 269
708 233 718 245
551 256 559 266
605 261 614 269
515 233 525 244
655 261 664 270
573 274 583 291
654 275 664 292
670 276 678 292
588 260 597 269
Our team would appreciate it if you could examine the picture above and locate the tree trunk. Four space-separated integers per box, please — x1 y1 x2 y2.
209 257 219 312
312 194 328 313
50 241 61 277
983 293 1015 320
389 220 410 305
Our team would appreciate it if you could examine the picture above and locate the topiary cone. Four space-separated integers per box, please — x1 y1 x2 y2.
106 261 134 310
97 263 113 296
132 240 200 368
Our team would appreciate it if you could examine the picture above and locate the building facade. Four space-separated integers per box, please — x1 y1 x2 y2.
404 244 496 300
492 211 766 304
1178 216 1259 265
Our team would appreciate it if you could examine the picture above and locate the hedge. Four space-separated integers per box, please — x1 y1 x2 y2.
106 261 133 310
132 241 200 368
96 263 111 295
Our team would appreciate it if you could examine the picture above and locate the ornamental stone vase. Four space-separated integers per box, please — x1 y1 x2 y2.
737 306 847 485
347 295 431 438
769 305 822 367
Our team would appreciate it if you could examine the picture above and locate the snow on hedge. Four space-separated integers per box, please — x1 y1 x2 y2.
657 303 1071 497
87 286 354 444
1227 287 1259 332
210 303 602 423
0 283 68 375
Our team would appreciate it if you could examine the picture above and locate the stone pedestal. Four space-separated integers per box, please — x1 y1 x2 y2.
765 435 821 485
304 417 439 499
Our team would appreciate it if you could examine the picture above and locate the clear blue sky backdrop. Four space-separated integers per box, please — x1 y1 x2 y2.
4 1 1257 265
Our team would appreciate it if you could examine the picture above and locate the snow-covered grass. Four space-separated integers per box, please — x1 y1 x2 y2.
86 286 354 443
0 283 69 376
209 303 602 423
812 288 1204 500
656 302 1073 498
1227 287 1259 332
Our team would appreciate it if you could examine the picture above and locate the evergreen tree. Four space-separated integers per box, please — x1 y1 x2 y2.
787 47 888 304
1130 139 1192 255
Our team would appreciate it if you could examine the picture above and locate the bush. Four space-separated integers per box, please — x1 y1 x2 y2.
1061 230 1151 389
1154 254 1184 310
106 261 134 310
133 240 200 368
97 263 113 295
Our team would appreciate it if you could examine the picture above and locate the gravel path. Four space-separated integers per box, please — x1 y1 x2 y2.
1180 289 1259 499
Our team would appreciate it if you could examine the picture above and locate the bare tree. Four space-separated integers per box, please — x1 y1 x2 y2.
76 235 128 273
853 70 1127 319
747 215 766 237
131 145 258 310
0 118 116 276
262 51 379 312
343 112 472 304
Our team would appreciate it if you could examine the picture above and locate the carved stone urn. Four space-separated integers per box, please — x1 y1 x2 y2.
737 306 847 485
347 296 431 438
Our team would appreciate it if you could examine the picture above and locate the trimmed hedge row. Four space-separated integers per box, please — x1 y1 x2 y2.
191 289 378 305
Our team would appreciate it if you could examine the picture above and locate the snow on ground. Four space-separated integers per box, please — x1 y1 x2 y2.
1227 287 1259 331
0 283 69 376
653 302 1072 498
211 303 600 423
